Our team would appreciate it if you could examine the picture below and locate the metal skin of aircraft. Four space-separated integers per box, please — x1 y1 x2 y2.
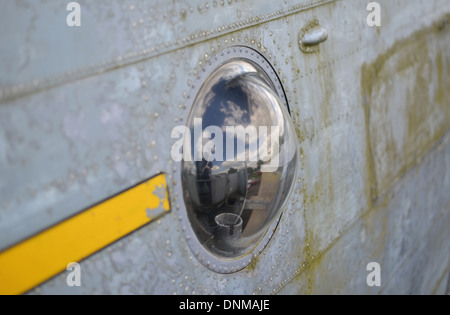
0 0 449 295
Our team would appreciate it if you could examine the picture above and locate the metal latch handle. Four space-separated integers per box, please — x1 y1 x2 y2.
299 21 328 53
301 27 328 46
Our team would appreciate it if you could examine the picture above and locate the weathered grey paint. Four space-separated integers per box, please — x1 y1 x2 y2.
0 0 449 294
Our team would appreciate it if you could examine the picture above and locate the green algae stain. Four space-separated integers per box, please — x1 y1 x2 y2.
360 13 450 201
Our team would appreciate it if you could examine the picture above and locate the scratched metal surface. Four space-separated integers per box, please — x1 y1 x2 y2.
0 0 449 294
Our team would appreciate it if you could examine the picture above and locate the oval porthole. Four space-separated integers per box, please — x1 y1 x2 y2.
179 46 298 273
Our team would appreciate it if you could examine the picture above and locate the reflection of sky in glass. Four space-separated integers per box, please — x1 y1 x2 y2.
186 59 292 174
181 56 298 257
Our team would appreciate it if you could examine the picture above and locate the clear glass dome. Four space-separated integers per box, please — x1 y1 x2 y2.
181 57 297 258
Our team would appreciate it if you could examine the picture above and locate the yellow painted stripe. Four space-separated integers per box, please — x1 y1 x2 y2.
0 173 170 295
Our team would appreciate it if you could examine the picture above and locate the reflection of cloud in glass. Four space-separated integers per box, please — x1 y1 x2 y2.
221 100 248 126
181 55 298 260
185 59 296 176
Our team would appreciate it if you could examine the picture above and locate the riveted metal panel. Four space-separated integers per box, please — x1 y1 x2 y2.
0 0 449 294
